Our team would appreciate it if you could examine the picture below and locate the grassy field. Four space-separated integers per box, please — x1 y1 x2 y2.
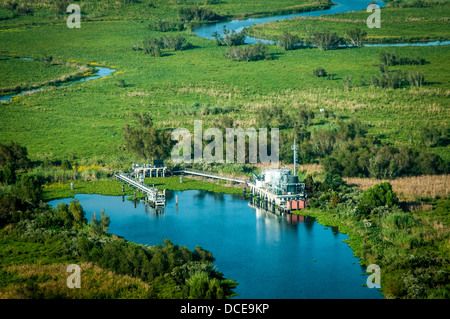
344 174 450 201
0 17 448 163
247 5 450 43
0 0 332 23
0 55 90 93
41 176 242 200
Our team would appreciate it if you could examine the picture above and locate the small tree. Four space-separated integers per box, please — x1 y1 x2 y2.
345 28 367 47
90 209 110 235
56 202 73 228
310 30 343 51
312 67 327 77
61 159 73 171
213 26 246 47
357 182 399 216
277 32 301 50
69 199 87 229
1 163 16 185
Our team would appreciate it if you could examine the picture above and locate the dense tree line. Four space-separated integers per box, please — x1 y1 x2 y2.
274 114 449 178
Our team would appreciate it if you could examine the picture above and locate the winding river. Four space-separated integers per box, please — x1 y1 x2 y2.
49 191 384 299
2 0 447 101
0 62 116 102
193 0 449 46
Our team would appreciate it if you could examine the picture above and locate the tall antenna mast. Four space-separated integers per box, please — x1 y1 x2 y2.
291 138 298 176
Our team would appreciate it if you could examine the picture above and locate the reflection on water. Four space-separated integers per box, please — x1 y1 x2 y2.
49 191 383 299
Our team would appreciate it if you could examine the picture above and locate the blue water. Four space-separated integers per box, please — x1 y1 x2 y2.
193 0 449 47
49 192 383 299
194 0 386 42
0 63 115 101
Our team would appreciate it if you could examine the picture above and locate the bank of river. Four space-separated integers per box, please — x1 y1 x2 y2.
0 60 116 101
193 0 449 47
49 190 383 299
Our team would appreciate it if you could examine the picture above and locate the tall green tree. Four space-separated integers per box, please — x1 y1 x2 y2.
69 199 87 229
357 182 399 216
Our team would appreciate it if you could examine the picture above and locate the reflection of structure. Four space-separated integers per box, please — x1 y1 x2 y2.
286 213 307 225
248 168 307 213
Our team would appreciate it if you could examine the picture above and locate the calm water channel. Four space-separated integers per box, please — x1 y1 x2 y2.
49 191 383 299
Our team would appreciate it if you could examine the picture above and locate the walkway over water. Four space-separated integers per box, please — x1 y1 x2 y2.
174 169 249 184
114 172 166 206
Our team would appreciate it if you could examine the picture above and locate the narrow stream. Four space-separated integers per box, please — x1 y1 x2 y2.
0 60 116 102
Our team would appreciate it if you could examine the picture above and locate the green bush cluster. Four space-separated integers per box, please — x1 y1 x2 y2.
178 6 224 22
224 42 272 62
148 19 186 32
276 32 301 50
213 26 246 46
135 35 191 57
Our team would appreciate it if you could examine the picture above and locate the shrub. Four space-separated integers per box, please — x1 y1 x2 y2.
310 30 343 50
357 182 399 216
140 35 190 56
148 19 185 32
117 79 127 88
343 75 353 89
162 35 189 51
406 71 425 87
224 42 271 62
277 32 302 50
371 70 405 89
213 26 246 46
312 67 327 77
4 1 18 10
345 28 367 47
55 0 70 14
142 37 163 56
61 159 73 171
378 52 427 66
382 211 416 229
178 6 224 22
16 3 33 16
